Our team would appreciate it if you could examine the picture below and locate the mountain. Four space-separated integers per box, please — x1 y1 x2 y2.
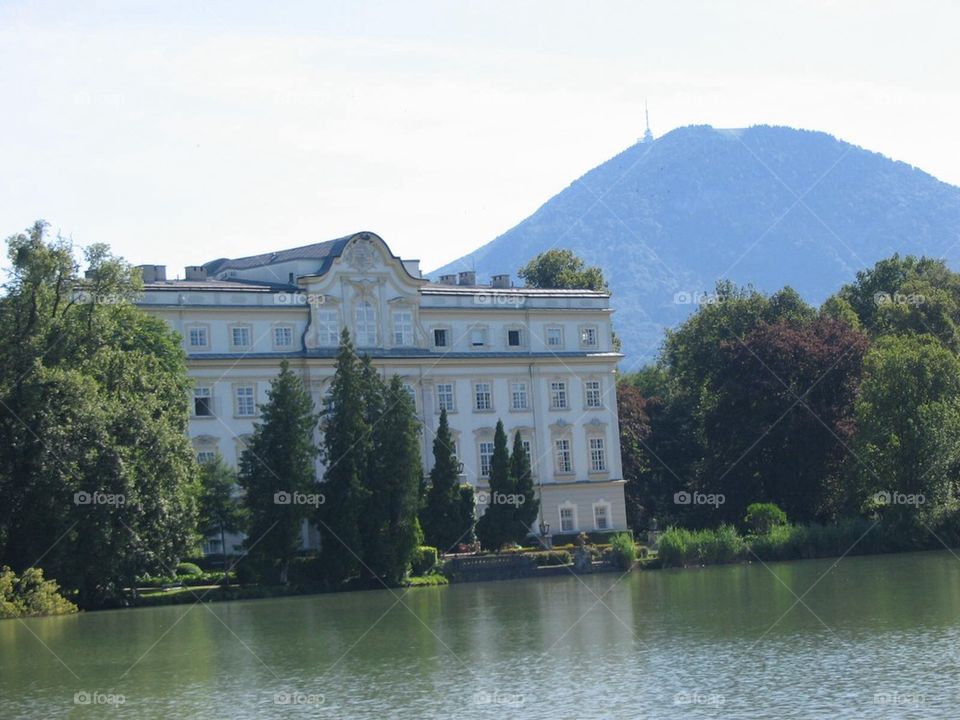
431 125 960 365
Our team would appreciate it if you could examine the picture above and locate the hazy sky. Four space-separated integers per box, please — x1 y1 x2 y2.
1 0 958 276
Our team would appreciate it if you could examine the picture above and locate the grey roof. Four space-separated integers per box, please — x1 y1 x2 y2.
142 278 297 292
203 235 353 274
421 284 610 298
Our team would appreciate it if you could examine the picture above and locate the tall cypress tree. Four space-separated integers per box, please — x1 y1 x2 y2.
475 420 515 551
363 376 423 584
421 408 473 552
238 360 318 585
317 329 371 585
510 431 539 542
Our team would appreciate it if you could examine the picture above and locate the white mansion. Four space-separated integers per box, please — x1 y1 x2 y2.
136 231 628 552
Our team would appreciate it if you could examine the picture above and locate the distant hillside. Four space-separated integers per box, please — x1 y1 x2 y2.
432 125 960 364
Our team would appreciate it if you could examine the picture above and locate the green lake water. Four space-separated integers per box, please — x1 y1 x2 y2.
4 550 960 718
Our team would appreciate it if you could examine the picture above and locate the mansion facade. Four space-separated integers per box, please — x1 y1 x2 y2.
136 231 628 553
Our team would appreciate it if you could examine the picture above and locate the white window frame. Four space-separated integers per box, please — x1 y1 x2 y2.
510 381 529 411
473 381 493 412
393 310 414 347
187 324 210 351
584 379 603 409
550 380 569 410
545 326 564 349
469 326 488 349
592 501 611 531
436 382 456 413
479 440 494 478
234 384 257 418
559 503 577 533
403 382 418 410
554 437 573 474
316 309 340 346
193 386 214 417
579 325 599 348
355 301 378 347
272 324 294 350
196 449 217 465
589 436 607 473
229 324 253 351
433 326 450 348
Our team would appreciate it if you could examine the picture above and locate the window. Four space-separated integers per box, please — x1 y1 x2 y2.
521 439 532 459
193 387 213 417
560 506 576 533
436 383 455 412
273 326 293 348
231 326 251 349
197 450 216 464
510 381 529 411
589 437 607 472
393 311 413 346
479 441 494 477
470 327 487 347
316 309 340 346
322 388 335 416
188 326 208 349
550 380 568 410
474 382 493 411
434 328 448 347
585 380 603 408
546 327 563 348
555 438 572 473
580 326 598 347
593 503 610 530
507 329 522 347
235 385 256 417
355 301 377 346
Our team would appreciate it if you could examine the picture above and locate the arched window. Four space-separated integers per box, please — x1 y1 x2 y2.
355 301 377 346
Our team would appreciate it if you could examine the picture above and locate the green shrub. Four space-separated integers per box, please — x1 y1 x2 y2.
610 532 638 570
527 550 573 566
744 503 788 534
658 527 697 567
175 562 203 577
0 566 78 619
695 525 745 564
411 546 439 576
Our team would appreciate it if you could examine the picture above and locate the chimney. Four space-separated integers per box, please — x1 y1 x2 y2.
458 271 476 286
438 274 457 285
185 266 208 281
491 274 511 289
137 265 166 283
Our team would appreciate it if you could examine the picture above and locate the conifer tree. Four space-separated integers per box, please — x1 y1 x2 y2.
510 431 539 543
363 376 422 584
238 360 318 585
317 330 371 584
421 409 473 551
475 420 515 550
